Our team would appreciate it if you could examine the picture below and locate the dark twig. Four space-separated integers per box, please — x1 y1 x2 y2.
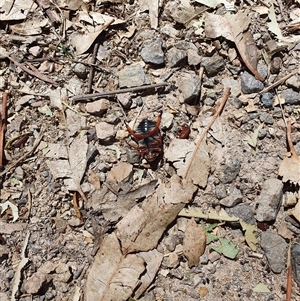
183 87 231 179
72 82 168 102
0 91 8 168
88 41 100 93
8 56 59 87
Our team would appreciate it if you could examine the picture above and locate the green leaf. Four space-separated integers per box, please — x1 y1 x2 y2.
240 220 258 251
211 237 239 259
244 123 263 148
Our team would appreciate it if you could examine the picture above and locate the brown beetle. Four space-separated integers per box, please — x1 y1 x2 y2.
125 112 163 163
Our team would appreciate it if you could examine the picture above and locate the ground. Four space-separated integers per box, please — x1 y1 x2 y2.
0 1 300 301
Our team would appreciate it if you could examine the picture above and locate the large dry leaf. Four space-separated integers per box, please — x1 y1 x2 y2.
116 175 197 254
71 24 113 55
278 153 300 185
183 218 206 267
46 135 89 200
0 0 36 21
133 249 164 299
85 232 145 301
205 11 264 81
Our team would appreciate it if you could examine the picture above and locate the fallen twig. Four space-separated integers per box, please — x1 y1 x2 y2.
183 87 231 179
0 91 8 168
259 73 294 95
88 41 100 93
8 56 59 87
286 244 292 301
0 134 44 177
72 82 168 102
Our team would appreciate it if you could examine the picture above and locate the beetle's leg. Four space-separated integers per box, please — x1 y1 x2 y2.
144 112 162 138
125 122 145 140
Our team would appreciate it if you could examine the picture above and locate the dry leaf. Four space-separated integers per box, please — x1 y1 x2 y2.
183 218 206 267
0 221 27 234
240 220 258 251
205 11 264 81
278 153 300 185
71 24 114 55
0 200 19 222
85 232 145 301
178 207 239 222
10 17 48 35
0 0 36 21
133 249 164 299
116 175 197 254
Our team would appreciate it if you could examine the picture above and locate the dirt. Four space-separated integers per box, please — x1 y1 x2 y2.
0 1 300 301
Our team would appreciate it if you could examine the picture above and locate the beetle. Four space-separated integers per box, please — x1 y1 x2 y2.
125 112 163 163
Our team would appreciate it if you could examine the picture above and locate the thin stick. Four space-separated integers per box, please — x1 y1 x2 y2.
88 41 100 93
286 120 299 158
8 56 59 87
286 243 292 301
0 134 43 177
73 82 168 102
183 87 231 179
259 73 294 95
0 91 8 168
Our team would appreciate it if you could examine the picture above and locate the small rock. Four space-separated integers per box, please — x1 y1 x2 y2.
117 93 132 109
259 112 273 125
226 203 256 225
201 55 225 77
187 49 202 66
219 157 241 184
215 183 227 200
161 24 178 37
68 217 84 227
286 75 300 90
118 64 150 88
166 252 179 268
166 47 187 68
220 187 242 207
177 71 201 104
85 99 109 116
95 122 115 143
241 71 264 94
291 241 300 284
256 178 283 222
140 39 165 65
28 46 42 57
221 78 241 98
208 251 221 263
164 235 177 252
260 231 287 273
270 56 282 74
260 93 274 108
161 112 174 130
73 63 87 80
280 89 300 105
257 64 268 79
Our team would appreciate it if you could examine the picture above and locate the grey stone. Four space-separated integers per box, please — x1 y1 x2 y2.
241 71 264 94
256 178 283 222
260 231 287 273
260 92 274 108
215 183 227 200
270 56 282 74
222 78 241 98
280 89 300 105
118 64 150 88
201 55 225 77
259 112 273 125
166 47 187 68
73 63 87 80
226 203 256 225
219 157 241 184
177 71 201 104
291 241 300 285
220 187 242 207
257 64 268 79
95 122 115 143
286 75 300 90
140 39 165 65
117 93 132 109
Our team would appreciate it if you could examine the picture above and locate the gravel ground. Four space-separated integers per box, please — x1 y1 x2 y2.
0 1 300 301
